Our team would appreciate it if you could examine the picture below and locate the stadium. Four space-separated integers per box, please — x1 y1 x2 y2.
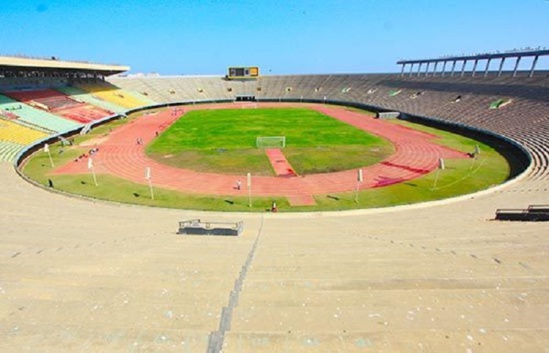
2 2 549 352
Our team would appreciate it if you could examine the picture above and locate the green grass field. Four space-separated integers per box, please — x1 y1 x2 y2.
22 105 513 212
146 108 394 175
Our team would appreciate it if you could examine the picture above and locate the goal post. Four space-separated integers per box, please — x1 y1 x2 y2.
256 136 286 148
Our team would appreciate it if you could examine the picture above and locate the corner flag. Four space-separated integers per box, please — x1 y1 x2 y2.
246 173 252 207
44 143 55 167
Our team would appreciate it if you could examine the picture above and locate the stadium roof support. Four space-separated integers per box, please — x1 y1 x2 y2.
0 56 129 78
397 49 549 78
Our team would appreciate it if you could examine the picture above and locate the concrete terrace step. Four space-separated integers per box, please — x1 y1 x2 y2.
0 141 24 163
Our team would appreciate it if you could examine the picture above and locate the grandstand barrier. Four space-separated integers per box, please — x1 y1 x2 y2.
13 96 532 209
14 96 532 173
257 97 392 114
495 205 549 222
178 219 243 236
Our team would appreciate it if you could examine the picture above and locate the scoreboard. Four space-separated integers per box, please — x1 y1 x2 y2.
227 66 259 79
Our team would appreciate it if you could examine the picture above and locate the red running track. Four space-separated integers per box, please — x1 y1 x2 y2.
53 103 469 203
265 149 298 177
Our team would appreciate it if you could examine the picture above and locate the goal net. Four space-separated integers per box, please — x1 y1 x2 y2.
256 136 286 148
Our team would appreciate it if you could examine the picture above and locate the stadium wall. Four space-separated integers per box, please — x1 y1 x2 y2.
13 95 532 191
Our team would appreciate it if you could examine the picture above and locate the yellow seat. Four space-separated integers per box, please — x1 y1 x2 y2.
0 118 48 145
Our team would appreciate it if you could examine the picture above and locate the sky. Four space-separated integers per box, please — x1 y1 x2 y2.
1 0 548 75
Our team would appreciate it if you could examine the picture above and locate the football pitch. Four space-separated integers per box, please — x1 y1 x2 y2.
146 108 394 175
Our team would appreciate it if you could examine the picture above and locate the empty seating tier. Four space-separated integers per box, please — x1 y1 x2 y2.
77 81 156 108
3 89 113 124
0 118 47 145
5 89 80 110
0 140 24 163
55 86 127 114
0 94 80 133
